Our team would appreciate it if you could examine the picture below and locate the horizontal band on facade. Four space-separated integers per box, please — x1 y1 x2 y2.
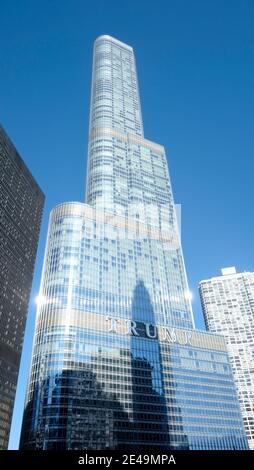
36 308 226 352
50 202 179 247
89 127 165 153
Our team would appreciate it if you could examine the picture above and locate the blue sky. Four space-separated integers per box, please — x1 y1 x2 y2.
1 0 253 449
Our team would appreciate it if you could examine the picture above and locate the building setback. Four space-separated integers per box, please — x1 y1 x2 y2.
200 267 254 450
0 125 44 449
20 36 247 450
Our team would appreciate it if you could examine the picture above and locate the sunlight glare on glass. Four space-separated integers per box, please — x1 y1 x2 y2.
185 290 193 302
35 295 46 306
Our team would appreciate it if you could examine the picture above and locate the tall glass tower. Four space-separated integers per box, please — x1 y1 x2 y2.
20 36 248 450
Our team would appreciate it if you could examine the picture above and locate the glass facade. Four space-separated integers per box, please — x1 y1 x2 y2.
20 36 248 450
200 268 254 450
0 125 44 449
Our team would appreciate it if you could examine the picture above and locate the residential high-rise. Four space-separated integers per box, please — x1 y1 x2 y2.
20 36 247 450
200 267 254 450
0 125 44 449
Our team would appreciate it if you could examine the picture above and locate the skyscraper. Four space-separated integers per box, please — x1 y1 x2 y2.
20 36 247 450
0 125 44 449
200 267 254 450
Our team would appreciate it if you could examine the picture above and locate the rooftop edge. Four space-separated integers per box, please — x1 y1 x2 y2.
95 35 133 51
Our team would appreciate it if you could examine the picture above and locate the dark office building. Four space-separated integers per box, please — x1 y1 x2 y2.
0 125 44 449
